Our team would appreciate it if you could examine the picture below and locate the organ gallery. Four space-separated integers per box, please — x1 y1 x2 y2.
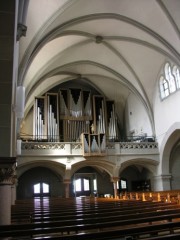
33 86 120 155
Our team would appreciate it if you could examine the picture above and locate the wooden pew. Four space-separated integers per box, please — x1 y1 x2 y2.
2 202 180 239
7 191 180 239
12 200 177 223
1 214 180 239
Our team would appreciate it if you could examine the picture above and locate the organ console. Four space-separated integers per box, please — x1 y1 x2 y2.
33 87 120 155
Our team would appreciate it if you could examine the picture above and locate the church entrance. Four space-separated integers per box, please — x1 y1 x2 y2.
74 173 97 197
33 182 50 197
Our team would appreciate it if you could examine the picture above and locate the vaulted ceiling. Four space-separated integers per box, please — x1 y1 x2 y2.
18 0 180 124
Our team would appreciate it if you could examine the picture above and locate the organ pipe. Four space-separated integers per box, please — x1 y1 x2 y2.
33 98 46 140
84 91 91 117
70 89 82 118
47 94 59 142
91 136 99 153
33 89 119 145
108 103 118 140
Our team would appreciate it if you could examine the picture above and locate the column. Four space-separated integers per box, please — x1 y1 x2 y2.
0 184 12 225
11 176 17 205
64 179 71 198
153 174 171 191
111 177 119 199
0 158 16 225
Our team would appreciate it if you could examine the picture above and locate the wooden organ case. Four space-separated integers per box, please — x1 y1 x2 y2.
33 88 120 156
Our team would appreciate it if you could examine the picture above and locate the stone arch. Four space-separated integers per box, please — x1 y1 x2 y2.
70 159 115 178
119 159 156 191
17 165 64 199
160 122 180 175
17 159 66 179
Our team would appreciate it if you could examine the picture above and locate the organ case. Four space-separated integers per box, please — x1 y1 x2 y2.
33 87 120 147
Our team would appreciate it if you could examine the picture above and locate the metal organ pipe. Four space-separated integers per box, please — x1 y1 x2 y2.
48 104 58 142
100 134 106 153
34 98 45 140
97 100 105 134
70 91 82 118
84 92 91 117
108 103 118 140
60 92 68 116
34 99 37 139
91 136 99 153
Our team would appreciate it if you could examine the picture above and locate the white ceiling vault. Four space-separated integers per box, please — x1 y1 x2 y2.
18 0 180 130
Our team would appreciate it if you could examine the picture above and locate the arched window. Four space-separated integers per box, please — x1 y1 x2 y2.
159 62 180 100
173 65 180 89
160 76 169 99
164 63 176 93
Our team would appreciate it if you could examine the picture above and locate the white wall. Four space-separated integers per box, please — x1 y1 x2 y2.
154 88 180 148
170 144 180 190
125 92 153 139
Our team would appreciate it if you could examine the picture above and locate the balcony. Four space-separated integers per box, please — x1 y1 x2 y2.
18 138 159 157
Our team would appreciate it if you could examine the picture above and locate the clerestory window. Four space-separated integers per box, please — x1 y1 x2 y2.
159 62 180 99
160 76 169 99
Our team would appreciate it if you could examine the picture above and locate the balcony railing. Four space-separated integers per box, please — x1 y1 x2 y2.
18 138 158 157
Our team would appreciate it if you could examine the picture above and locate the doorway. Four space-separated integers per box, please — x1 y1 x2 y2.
33 182 50 197
74 173 97 197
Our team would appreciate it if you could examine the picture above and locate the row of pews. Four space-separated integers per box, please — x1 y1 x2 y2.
1 191 180 239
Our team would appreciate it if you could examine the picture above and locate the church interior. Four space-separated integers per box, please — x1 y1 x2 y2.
1 0 180 236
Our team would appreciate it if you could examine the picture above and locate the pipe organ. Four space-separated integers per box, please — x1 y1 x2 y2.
47 93 59 142
93 96 106 134
106 101 119 141
82 133 106 156
33 88 120 154
33 97 46 140
33 94 59 141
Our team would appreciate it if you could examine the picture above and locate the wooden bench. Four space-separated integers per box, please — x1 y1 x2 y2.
1 214 180 239
12 200 178 223
2 202 180 239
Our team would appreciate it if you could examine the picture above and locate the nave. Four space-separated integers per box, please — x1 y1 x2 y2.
2 192 180 240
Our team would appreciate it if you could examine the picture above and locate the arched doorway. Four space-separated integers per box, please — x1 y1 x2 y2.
120 165 152 192
72 166 113 197
17 167 63 199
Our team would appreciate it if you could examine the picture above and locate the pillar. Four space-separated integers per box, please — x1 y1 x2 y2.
64 179 71 198
111 177 119 199
0 158 16 225
153 174 171 191
0 0 18 224
0 184 12 225
11 176 17 205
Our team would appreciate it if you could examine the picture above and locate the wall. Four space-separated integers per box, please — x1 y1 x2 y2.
125 92 153 139
154 87 180 148
0 0 17 156
170 144 180 190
